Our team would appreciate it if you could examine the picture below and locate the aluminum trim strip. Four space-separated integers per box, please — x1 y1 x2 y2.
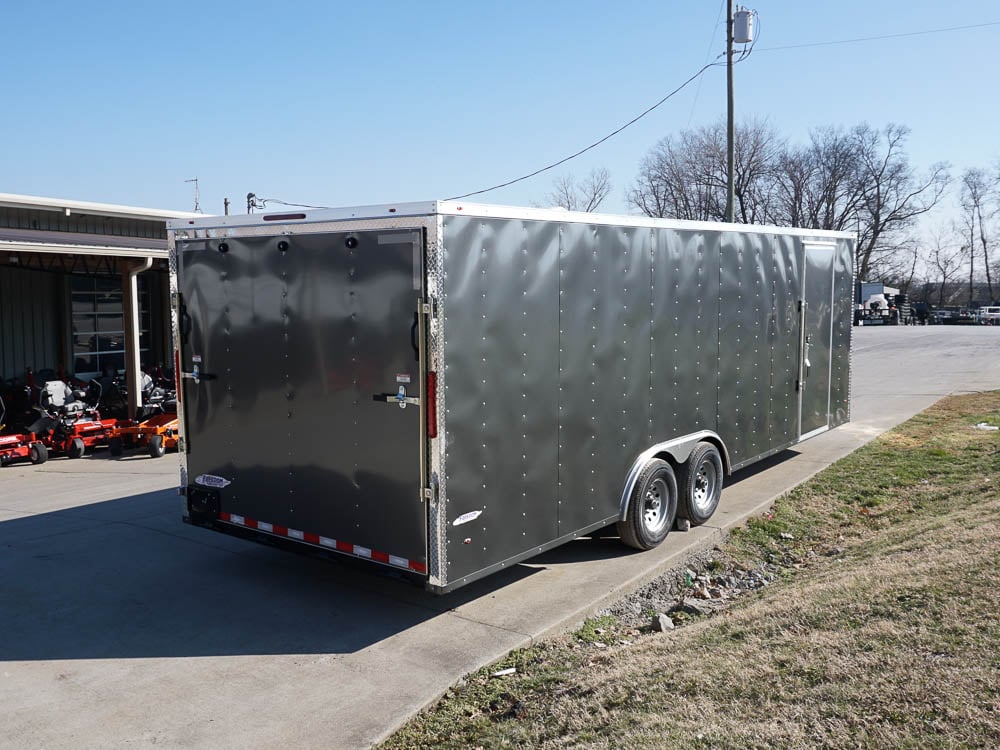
169 200 854 241
799 425 830 441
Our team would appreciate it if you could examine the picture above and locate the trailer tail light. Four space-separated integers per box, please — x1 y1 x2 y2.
174 350 182 403
426 371 438 439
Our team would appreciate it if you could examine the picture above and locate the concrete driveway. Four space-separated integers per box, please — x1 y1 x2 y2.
3 326 999 749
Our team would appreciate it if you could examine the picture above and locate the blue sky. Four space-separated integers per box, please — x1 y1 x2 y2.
1 1 995 216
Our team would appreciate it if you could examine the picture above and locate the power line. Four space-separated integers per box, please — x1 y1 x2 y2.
445 57 729 201
688 0 728 127
756 20 1000 52
260 197 331 209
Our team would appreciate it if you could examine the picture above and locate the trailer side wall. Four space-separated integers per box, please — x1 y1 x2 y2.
439 216 851 587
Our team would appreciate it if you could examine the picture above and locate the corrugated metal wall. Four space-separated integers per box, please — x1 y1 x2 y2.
0 266 61 381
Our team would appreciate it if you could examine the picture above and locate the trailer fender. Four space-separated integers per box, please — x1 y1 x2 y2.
618 431 730 522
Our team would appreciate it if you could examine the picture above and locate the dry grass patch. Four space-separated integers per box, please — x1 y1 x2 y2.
382 392 1000 750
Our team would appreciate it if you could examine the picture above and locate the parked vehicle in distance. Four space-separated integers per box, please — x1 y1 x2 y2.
978 306 1000 325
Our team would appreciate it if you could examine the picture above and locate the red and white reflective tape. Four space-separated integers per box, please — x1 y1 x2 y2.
218 511 426 574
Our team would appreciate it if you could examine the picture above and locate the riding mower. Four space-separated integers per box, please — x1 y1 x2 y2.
107 384 178 459
28 379 130 459
0 394 48 467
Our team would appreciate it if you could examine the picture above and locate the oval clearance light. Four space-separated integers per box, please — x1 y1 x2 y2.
262 213 306 221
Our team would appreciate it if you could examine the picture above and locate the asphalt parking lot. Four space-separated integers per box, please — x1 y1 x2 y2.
3 325 1000 749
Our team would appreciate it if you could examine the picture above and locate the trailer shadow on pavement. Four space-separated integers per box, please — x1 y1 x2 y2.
0 488 541 663
0 448 805 664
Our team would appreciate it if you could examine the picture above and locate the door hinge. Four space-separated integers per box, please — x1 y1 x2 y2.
421 486 435 503
420 297 438 317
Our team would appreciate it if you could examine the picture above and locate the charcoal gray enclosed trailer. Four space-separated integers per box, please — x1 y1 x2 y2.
169 202 853 593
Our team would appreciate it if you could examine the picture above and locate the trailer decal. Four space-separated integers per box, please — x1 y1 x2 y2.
452 510 482 526
195 474 231 489
218 512 427 574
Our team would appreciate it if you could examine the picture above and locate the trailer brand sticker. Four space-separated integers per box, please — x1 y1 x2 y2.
194 473 231 489
396 373 411 384
192 355 202 363
452 510 483 527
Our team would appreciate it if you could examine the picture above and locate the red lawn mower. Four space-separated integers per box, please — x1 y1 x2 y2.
0 394 48 467
28 380 130 459
107 382 178 459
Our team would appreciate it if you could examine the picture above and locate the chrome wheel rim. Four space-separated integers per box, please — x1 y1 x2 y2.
692 459 718 512
642 477 671 534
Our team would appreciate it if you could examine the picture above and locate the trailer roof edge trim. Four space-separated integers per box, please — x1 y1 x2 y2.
168 200 855 240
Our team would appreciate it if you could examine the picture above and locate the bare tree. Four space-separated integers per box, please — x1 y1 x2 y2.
628 120 950 283
628 130 720 220
774 127 865 231
924 226 965 306
852 123 950 280
960 167 994 302
627 118 784 223
542 168 612 212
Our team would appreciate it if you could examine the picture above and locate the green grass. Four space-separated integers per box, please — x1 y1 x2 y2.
381 392 1000 749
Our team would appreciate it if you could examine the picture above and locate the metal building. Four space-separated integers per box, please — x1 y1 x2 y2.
0 193 199 415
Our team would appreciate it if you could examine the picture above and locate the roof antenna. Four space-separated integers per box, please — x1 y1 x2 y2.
185 177 201 213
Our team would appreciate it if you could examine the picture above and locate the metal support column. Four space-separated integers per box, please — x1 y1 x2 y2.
122 257 152 420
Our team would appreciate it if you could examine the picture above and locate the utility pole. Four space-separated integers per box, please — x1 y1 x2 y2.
724 0 735 224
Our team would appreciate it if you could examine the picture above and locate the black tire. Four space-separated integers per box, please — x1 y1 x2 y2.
618 458 678 551
68 437 86 459
108 437 124 457
29 442 48 465
148 434 165 458
678 442 724 525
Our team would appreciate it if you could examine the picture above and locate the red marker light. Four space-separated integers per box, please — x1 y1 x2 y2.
426 371 438 439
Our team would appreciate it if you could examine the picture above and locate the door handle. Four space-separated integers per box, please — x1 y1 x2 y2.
410 312 419 361
373 386 420 409
180 364 217 385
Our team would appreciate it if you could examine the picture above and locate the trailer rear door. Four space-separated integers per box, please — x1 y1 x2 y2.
799 242 835 437
178 228 427 571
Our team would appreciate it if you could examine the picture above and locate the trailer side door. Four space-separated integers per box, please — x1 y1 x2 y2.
798 242 836 437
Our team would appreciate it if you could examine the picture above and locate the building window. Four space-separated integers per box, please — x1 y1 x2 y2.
70 274 150 378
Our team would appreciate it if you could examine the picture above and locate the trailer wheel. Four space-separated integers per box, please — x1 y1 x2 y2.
679 442 723 525
68 437 86 459
29 442 48 465
618 458 678 550
148 434 166 458
108 437 124 457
